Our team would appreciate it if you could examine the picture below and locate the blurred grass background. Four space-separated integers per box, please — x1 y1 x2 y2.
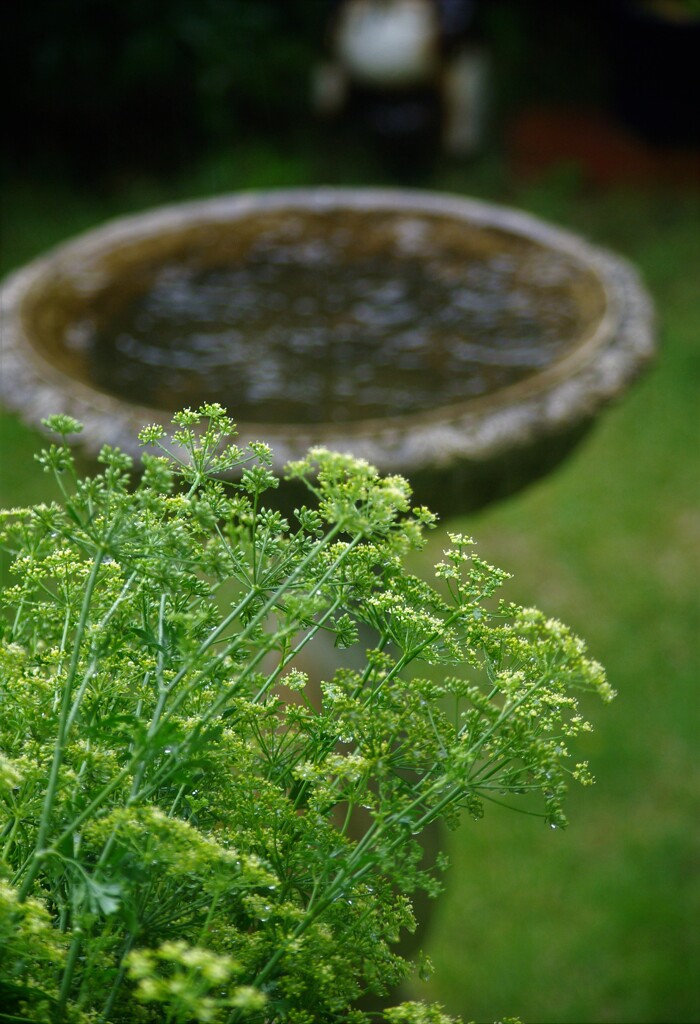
2 2 699 1020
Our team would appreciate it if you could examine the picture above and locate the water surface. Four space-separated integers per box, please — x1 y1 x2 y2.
78 212 590 423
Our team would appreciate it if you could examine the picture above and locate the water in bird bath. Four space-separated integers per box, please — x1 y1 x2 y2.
75 210 590 424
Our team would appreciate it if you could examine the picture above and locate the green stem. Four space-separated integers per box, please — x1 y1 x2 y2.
1 814 20 862
98 934 136 1023
52 603 73 713
252 593 344 705
298 676 551 936
17 546 105 902
53 928 84 1023
64 572 137 735
153 520 348 730
29 764 135 874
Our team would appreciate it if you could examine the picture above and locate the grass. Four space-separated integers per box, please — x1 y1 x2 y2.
410 175 700 1023
1 138 699 1022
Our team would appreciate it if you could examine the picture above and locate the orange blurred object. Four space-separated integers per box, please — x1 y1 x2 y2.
508 106 700 188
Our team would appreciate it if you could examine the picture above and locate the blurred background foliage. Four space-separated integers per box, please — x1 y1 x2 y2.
2 2 699 1022
8 0 324 174
7 1 620 178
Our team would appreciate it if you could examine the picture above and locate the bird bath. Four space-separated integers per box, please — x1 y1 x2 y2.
0 188 654 512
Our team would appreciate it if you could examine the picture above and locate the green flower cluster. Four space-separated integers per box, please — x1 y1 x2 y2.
0 404 612 1022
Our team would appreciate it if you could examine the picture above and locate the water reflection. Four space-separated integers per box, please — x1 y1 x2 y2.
87 221 583 424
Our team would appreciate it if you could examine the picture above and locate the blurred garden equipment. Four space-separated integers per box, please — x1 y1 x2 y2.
312 0 490 157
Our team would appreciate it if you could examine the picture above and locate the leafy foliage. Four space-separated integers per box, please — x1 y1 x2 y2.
8 1 323 172
0 404 612 1022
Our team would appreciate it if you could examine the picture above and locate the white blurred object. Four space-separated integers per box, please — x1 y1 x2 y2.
311 0 491 157
441 45 490 156
334 0 440 88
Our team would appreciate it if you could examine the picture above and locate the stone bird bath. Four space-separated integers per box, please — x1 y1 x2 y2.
0 188 654 513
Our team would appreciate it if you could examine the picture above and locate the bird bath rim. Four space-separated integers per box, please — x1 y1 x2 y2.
0 187 654 479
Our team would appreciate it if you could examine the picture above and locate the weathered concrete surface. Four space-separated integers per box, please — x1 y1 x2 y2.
0 188 654 512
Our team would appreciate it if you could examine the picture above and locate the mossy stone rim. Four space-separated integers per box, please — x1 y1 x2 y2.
0 187 655 476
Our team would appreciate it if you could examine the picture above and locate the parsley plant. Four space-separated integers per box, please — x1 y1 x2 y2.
0 405 613 1023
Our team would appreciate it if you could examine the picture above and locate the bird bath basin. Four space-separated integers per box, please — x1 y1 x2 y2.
0 188 654 512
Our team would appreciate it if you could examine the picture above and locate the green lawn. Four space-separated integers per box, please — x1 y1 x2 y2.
1 143 699 1022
